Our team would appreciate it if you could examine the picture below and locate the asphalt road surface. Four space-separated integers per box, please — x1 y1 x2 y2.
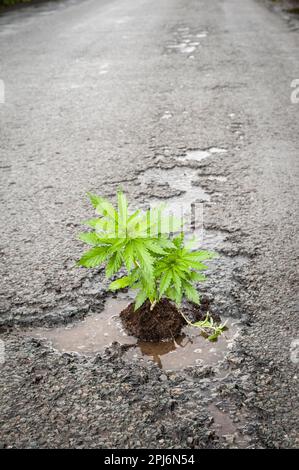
0 0 298 448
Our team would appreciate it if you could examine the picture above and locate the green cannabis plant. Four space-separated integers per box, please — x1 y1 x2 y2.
78 191 226 341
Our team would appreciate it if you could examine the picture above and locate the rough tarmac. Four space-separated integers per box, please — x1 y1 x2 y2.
0 0 298 448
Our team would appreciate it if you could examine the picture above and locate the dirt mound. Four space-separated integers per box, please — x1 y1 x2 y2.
120 299 185 341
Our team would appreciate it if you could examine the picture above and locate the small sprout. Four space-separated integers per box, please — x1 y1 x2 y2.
77 191 226 340
180 312 227 342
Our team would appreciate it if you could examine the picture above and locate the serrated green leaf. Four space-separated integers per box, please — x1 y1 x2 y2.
172 270 182 293
176 291 183 305
184 283 200 304
78 232 100 245
133 241 154 277
94 217 117 235
123 241 135 271
93 237 116 245
78 246 108 268
105 252 122 278
159 270 173 297
165 286 177 303
144 239 166 255
186 260 208 270
127 210 142 235
107 238 126 255
185 250 217 261
189 271 207 282
207 332 220 342
134 289 148 311
87 192 104 208
109 276 131 291
95 200 118 221
157 238 175 249
82 218 100 228
165 285 182 305
173 235 184 248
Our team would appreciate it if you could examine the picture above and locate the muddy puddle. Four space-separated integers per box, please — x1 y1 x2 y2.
27 294 240 370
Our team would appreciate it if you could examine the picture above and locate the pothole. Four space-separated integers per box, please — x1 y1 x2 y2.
125 319 239 370
26 294 240 371
24 146 242 370
25 295 134 354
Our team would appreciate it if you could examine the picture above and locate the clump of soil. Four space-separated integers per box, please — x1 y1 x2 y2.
120 299 185 341
120 296 222 342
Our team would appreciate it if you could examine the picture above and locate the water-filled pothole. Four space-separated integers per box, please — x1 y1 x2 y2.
125 320 239 370
27 296 135 354
27 294 240 370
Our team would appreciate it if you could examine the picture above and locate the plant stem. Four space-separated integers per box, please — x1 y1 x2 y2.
178 308 193 326
178 308 225 336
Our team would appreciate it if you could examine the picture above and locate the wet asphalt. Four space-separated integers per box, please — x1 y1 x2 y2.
0 0 298 448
